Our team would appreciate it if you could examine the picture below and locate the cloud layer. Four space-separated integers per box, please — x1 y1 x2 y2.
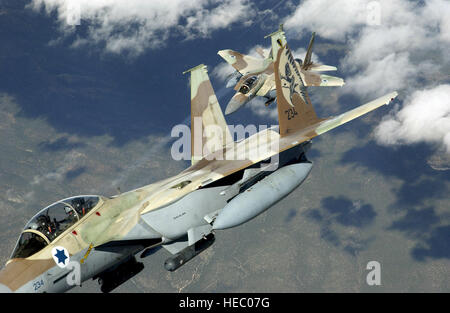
284 0 450 153
375 84 450 152
29 0 253 56
29 0 450 155
285 0 450 98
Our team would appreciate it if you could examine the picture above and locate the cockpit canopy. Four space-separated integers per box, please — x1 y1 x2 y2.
239 76 258 94
11 196 101 259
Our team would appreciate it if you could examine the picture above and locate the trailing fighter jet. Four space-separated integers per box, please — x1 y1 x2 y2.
0 32 397 293
219 24 345 115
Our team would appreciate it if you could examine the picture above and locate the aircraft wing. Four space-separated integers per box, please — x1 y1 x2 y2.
314 92 398 135
217 49 268 76
273 42 398 137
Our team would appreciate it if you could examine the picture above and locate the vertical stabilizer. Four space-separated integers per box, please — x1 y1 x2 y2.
264 24 287 62
273 44 322 137
302 32 316 70
183 65 233 165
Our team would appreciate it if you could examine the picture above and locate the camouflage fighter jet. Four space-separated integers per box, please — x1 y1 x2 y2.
0 35 397 293
219 24 345 115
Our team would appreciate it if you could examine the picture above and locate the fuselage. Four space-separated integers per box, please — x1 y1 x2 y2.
0 125 315 293
225 60 343 115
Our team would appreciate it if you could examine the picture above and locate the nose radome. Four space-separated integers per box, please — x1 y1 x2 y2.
0 283 12 293
225 95 246 115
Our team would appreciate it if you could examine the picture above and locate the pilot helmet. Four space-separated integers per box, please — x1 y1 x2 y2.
28 222 38 230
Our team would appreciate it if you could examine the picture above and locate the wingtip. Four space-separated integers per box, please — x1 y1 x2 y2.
182 64 207 75
386 91 399 105
376 91 398 106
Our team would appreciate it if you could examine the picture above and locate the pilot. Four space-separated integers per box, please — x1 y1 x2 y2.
56 206 78 231
35 214 57 240
63 206 77 221
239 76 257 94
28 222 39 230
72 198 88 217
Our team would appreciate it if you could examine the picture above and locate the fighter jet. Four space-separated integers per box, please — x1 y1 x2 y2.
219 25 345 115
0 31 397 293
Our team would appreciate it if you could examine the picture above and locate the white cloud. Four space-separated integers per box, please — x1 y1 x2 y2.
29 0 253 56
292 47 320 64
374 84 450 152
284 0 450 98
283 0 450 153
185 0 253 37
212 62 236 82
422 0 450 44
284 0 369 42
28 0 450 155
247 97 278 121
342 52 416 98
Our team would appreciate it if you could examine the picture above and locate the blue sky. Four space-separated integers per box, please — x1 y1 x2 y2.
0 0 301 146
1 0 449 153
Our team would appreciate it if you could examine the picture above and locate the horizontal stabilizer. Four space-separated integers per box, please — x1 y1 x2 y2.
302 72 345 87
317 74 345 86
309 64 337 72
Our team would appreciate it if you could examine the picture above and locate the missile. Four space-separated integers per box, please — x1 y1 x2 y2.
164 234 215 272
212 162 312 230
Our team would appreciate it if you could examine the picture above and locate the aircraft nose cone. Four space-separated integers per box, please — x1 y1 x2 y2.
0 283 12 293
225 93 247 115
